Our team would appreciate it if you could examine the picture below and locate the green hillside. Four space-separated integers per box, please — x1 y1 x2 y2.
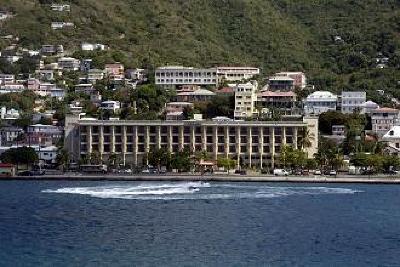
1 0 400 101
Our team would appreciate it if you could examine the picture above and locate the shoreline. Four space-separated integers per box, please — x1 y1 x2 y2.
2 174 400 184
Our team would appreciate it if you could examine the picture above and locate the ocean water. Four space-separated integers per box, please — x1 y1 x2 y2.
0 180 400 266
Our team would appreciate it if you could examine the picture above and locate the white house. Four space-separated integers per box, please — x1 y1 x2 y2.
51 4 70 12
51 22 74 30
304 91 337 115
341 91 366 114
382 126 400 149
81 43 107 51
234 81 258 119
100 101 121 112
0 107 20 120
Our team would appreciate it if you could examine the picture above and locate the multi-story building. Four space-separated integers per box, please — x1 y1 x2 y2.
0 74 15 85
234 81 258 119
105 63 125 79
0 126 23 146
341 91 366 114
100 101 121 113
51 4 71 12
58 57 80 71
216 67 259 82
371 108 400 137
257 90 297 115
267 76 294 91
304 91 338 115
64 115 318 169
27 124 63 146
176 89 216 103
273 72 307 89
155 66 217 88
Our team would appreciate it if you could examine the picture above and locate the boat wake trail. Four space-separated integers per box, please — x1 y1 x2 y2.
42 182 362 200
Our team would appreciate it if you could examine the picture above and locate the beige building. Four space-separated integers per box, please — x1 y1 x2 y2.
65 116 318 169
234 81 258 119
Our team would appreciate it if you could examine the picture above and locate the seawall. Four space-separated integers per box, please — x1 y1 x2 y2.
3 174 400 184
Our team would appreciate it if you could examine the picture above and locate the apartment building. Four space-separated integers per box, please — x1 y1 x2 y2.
257 90 297 115
58 57 80 71
274 72 307 89
65 116 318 169
234 81 258 119
341 91 366 114
371 108 400 137
155 66 217 88
216 67 259 82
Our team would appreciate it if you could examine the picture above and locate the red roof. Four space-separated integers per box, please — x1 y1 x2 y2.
258 90 296 97
217 87 234 94
0 163 14 167
373 107 399 113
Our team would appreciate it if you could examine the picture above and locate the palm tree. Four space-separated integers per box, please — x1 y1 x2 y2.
56 149 70 172
299 127 315 151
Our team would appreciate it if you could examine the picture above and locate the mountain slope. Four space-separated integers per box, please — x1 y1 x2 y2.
1 0 400 100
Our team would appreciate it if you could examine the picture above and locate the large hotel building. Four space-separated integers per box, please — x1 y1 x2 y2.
65 115 318 169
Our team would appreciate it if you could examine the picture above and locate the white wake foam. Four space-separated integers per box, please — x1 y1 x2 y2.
42 182 361 200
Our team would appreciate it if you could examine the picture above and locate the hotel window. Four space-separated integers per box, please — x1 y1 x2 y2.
103 144 110 152
218 146 224 153
161 136 168 143
150 136 156 143
127 144 133 152
218 136 224 143
138 136 144 143
229 136 236 143
138 145 144 153
172 136 179 143
127 136 133 143
92 126 99 133
240 136 247 143
252 146 259 153
184 136 190 143
207 136 213 143
229 146 236 153
115 144 122 152
115 136 122 143
241 146 247 153
104 135 110 143
195 136 202 143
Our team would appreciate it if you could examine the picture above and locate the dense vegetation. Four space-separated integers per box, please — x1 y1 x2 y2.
1 0 400 103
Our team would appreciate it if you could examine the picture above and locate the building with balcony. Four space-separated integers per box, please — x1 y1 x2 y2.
155 66 217 88
234 81 258 119
216 67 259 82
58 57 80 71
371 108 400 137
341 91 366 114
64 116 319 169
257 90 297 115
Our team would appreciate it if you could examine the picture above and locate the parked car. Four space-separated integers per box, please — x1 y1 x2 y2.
329 170 337 176
314 170 322 175
273 169 289 176
17 170 45 176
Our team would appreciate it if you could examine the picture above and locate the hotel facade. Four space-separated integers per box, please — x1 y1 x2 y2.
65 115 318 169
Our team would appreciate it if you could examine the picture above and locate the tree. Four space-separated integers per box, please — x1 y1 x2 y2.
217 157 236 174
89 152 101 165
148 148 171 171
108 153 118 167
171 148 192 172
0 147 38 169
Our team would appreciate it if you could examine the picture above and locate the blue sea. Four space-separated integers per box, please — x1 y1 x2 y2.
1 180 400 266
